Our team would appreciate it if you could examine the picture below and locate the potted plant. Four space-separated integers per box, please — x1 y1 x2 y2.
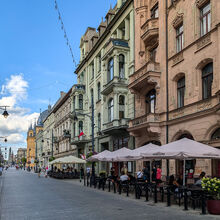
202 177 220 215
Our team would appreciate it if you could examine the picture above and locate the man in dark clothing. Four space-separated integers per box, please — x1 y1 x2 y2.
142 165 150 182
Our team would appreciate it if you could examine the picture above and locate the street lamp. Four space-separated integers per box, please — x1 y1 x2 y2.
0 137 7 143
73 96 95 185
0 106 9 118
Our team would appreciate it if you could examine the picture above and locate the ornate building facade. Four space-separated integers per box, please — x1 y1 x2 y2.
73 0 135 173
129 0 220 177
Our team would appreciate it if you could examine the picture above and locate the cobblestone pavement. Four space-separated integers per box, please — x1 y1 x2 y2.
0 168 219 220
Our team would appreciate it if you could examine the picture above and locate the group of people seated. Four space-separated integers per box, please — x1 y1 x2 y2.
52 166 79 176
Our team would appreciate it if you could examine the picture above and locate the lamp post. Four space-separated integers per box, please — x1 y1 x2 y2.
0 106 9 118
73 96 95 185
0 137 7 143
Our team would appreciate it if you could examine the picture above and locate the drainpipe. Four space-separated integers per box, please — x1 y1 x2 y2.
165 0 169 177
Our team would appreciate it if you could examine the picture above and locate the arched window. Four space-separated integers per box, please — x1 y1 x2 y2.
177 77 185 108
119 54 125 79
211 128 220 140
177 133 194 140
119 95 125 119
98 113 101 131
108 99 114 122
202 63 213 99
79 94 83 110
97 82 101 101
73 96 75 110
146 89 156 113
107 58 114 82
79 121 83 134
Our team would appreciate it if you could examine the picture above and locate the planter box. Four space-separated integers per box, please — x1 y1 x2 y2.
207 200 220 215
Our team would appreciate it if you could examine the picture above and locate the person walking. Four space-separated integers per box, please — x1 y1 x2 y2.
156 165 162 184
0 166 3 176
38 167 41 178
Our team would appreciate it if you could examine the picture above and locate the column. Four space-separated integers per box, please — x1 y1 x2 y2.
117 28 122 39
75 94 79 110
125 18 130 40
129 10 134 63
113 93 118 120
113 54 118 78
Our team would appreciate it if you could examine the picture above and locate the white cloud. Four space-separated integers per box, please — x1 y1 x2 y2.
0 74 39 148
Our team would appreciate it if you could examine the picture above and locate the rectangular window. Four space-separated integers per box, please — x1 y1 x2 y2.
151 3 159 18
177 77 185 108
200 2 211 36
91 63 94 80
176 24 184 53
149 46 158 62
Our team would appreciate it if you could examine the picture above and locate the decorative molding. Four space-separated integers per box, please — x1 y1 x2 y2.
196 0 209 8
197 100 212 111
172 13 184 28
172 52 184 66
196 33 211 51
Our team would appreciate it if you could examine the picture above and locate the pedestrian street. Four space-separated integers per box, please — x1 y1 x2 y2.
0 168 218 220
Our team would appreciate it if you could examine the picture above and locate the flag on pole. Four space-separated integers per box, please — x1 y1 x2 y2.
79 131 84 137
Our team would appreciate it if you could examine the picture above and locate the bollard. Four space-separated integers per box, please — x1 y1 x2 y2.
126 184 129 197
108 180 111 192
87 175 89 187
113 182 116 193
154 184 158 203
84 174 86 186
160 187 164 202
119 183 121 194
167 187 171 206
201 191 206 215
184 188 188 211
102 180 105 191
178 188 181 207
145 184 149 202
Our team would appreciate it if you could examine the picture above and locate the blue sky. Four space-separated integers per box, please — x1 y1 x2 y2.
0 0 116 153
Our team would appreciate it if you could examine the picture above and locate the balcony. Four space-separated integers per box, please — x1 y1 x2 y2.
102 77 127 96
102 118 129 135
103 38 129 59
71 135 90 145
128 113 160 135
141 18 159 46
128 61 160 93
72 84 85 94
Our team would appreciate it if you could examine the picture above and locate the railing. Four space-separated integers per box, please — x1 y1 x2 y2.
129 113 160 128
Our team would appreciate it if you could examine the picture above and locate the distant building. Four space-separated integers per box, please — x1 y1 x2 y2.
26 107 50 168
17 148 27 164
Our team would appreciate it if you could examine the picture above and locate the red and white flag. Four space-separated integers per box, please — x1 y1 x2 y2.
80 154 86 160
79 131 84 137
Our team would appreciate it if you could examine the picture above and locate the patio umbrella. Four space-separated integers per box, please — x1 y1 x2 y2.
50 155 86 165
102 147 133 162
141 138 220 185
141 138 220 160
119 143 161 161
87 150 112 162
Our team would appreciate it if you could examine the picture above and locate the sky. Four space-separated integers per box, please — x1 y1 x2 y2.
0 0 117 155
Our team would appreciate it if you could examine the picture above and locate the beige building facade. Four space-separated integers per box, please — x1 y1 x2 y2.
74 0 135 173
129 0 220 177
53 90 75 159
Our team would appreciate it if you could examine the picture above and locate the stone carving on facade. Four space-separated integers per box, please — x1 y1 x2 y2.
196 33 211 51
197 100 212 111
172 13 184 28
172 52 184 66
171 109 184 120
